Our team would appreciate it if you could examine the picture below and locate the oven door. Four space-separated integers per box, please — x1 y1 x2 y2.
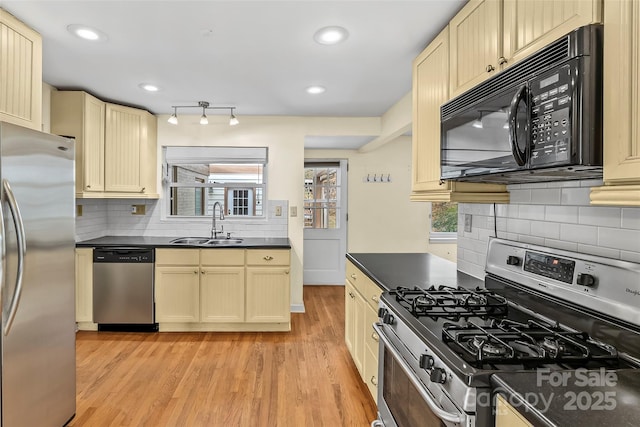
373 324 472 427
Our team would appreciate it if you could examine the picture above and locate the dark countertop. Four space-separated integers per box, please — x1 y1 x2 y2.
346 252 483 292
76 236 291 249
492 371 640 427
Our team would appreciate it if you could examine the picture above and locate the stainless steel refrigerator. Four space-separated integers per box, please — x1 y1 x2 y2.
0 122 76 426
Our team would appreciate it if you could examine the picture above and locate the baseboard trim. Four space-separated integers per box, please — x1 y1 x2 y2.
290 303 306 313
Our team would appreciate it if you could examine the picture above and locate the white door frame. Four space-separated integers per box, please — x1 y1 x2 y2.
303 159 348 285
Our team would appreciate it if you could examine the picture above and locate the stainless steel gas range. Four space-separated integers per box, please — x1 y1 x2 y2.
372 238 640 427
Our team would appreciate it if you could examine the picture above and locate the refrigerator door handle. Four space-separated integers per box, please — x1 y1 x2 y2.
3 179 26 336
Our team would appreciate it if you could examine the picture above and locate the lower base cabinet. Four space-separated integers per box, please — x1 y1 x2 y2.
155 248 290 331
345 260 381 404
495 394 533 427
75 248 97 331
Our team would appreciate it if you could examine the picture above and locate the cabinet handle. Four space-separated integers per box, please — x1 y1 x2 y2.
194 270 198 274
263 256 273 261
141 187 146 192
371 332 379 342
201 270 205 274
372 295 379 303
348 292 355 299
498 56 507 65
371 376 378 386
350 273 357 279
486 64 495 72
285 270 290 275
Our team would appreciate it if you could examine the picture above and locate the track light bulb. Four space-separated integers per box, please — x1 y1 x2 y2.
200 113 208 125
168 107 178 125
229 110 239 126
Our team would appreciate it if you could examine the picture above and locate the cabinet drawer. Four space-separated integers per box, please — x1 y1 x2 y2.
200 249 245 266
246 249 290 266
364 345 379 404
156 249 199 265
347 261 382 310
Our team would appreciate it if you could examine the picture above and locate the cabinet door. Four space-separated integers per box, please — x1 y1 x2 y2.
83 94 106 192
75 248 93 323
345 280 357 359
155 266 200 322
0 9 42 130
495 394 533 427
104 104 143 193
412 28 450 195
246 267 290 323
200 267 245 322
363 304 379 403
503 0 602 68
449 0 501 98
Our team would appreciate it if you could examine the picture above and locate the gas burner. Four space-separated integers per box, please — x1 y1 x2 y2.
415 295 437 308
463 294 488 307
470 336 509 357
541 336 567 357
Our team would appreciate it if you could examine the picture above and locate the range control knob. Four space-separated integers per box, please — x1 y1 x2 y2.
430 367 447 384
377 307 388 318
506 255 521 266
382 312 395 325
577 273 597 287
419 354 434 370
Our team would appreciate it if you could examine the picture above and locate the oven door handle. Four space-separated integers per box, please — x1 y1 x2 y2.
373 323 464 424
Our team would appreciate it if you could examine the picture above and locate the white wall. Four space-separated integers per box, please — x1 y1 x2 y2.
306 136 457 261
457 179 640 279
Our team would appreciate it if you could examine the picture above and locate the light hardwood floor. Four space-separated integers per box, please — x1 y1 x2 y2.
70 286 377 426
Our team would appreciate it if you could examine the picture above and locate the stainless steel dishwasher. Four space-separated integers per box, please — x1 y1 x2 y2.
93 247 157 331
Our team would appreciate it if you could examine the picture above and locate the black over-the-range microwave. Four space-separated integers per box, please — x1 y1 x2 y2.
440 24 603 184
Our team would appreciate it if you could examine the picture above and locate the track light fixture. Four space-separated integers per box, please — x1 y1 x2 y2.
167 101 239 126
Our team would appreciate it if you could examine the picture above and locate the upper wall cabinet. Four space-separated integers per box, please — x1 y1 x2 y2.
51 91 158 199
411 27 509 203
590 0 640 206
449 0 603 98
0 9 42 131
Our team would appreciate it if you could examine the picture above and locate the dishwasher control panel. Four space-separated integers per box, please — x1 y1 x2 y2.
93 247 155 263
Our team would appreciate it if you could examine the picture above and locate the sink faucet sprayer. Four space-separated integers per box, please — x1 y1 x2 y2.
211 201 225 239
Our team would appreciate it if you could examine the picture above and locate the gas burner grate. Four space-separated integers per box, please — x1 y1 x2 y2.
442 318 620 368
390 286 508 321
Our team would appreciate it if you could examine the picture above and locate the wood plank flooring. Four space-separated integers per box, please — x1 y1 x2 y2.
70 286 377 426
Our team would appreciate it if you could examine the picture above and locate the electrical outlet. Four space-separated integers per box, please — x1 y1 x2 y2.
275 206 282 216
131 204 146 215
464 214 472 232
76 205 83 217
290 206 297 217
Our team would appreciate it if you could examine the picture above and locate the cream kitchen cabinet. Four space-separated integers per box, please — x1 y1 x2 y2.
411 27 509 203
495 394 533 427
450 0 602 98
51 91 158 199
590 0 640 206
51 91 105 195
345 260 382 402
155 248 290 331
0 9 42 131
75 248 97 331
245 249 291 324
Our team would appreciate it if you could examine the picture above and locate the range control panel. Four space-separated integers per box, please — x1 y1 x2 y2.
524 251 575 284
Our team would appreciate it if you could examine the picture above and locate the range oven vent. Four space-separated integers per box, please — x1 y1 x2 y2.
442 30 575 118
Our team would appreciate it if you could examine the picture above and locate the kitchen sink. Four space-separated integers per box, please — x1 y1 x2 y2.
203 239 244 245
169 237 212 245
170 237 244 246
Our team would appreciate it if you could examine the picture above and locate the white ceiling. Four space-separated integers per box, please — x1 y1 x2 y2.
2 0 465 147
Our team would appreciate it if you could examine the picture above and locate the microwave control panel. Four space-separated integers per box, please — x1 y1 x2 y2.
530 64 572 166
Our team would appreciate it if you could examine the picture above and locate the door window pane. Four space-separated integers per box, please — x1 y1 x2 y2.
304 166 340 229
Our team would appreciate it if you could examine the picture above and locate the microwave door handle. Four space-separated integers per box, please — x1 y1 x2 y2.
508 84 528 166
3 180 26 336
373 323 465 424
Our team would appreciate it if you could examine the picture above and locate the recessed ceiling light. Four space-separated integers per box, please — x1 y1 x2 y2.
67 24 108 42
139 83 160 92
314 26 349 45
306 86 326 95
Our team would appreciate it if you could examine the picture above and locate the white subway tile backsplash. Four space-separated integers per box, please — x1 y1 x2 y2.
560 187 592 206
621 208 640 230
579 206 621 228
530 188 562 205
458 180 640 276
598 227 640 253
545 206 578 223
560 223 598 245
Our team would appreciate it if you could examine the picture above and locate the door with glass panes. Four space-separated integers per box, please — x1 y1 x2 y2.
303 161 348 284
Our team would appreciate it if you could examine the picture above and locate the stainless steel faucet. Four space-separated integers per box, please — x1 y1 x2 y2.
210 201 225 238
